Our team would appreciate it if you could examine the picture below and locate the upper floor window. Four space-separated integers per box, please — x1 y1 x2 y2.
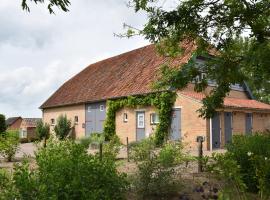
51 118 55 125
150 113 159 125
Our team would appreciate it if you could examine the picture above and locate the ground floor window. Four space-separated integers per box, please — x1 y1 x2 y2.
123 113 128 122
150 113 159 125
20 129 27 138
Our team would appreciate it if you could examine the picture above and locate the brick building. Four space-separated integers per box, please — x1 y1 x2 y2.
40 43 270 150
6 117 41 141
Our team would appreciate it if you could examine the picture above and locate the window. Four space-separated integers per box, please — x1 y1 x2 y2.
51 118 55 125
137 113 145 128
100 105 104 111
88 106 91 112
123 113 128 122
74 116 79 124
150 113 159 125
194 72 206 83
20 129 27 138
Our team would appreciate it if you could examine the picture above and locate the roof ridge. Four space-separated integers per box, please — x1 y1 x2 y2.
40 44 153 109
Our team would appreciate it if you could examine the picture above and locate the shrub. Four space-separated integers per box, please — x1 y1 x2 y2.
130 137 156 162
0 169 16 200
54 115 72 140
0 130 20 162
0 114 6 134
36 120 50 147
226 133 270 194
131 139 186 198
79 136 92 149
206 153 247 199
3 140 128 200
103 134 122 160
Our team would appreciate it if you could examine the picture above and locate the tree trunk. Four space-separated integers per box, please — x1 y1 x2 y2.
44 138 47 148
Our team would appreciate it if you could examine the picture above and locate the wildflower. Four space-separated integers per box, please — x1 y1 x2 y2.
265 157 268 161
247 152 253 156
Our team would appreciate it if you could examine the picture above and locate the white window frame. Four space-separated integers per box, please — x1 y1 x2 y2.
51 118 55 125
137 113 145 128
20 129 27 138
123 113 128 122
150 113 159 125
100 105 104 111
87 106 91 112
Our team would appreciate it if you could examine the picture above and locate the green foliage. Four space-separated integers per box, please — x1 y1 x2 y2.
104 91 176 145
226 134 270 195
206 153 247 200
21 0 70 14
0 140 128 200
131 139 187 198
79 133 105 149
0 130 20 162
130 137 156 162
36 120 50 147
54 114 72 140
103 134 122 161
129 0 270 117
0 169 16 200
0 114 6 134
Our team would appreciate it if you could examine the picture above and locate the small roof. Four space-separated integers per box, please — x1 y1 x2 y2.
6 117 22 126
180 91 270 111
40 42 196 109
22 118 41 127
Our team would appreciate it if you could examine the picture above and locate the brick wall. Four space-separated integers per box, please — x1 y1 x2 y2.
253 113 270 132
183 84 249 99
115 106 157 144
7 118 22 130
43 104 85 139
175 92 208 150
26 127 37 140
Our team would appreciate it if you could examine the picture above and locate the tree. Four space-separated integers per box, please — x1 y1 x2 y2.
54 115 72 140
128 0 270 118
36 120 50 147
21 0 70 14
0 114 6 134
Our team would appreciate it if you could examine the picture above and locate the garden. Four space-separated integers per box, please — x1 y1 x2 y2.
1 115 270 200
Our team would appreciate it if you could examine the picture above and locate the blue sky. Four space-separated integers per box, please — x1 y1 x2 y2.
0 0 150 118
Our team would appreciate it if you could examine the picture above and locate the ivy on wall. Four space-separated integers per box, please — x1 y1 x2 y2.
103 91 176 145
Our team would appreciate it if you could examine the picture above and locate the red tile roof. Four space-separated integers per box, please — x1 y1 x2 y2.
180 91 270 111
22 118 41 127
40 42 196 109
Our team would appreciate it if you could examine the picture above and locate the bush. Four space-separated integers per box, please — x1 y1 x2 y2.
36 120 50 147
1 140 128 200
0 130 20 162
226 133 270 194
54 115 72 140
103 134 122 160
0 169 16 200
205 153 247 199
131 139 186 198
130 137 156 162
79 133 105 149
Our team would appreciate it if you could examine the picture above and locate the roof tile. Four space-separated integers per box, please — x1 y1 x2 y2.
180 91 270 111
40 42 196 108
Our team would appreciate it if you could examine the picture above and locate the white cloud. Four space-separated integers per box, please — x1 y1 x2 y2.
0 0 149 118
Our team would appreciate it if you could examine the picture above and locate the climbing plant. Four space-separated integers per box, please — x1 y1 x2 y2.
103 91 176 145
